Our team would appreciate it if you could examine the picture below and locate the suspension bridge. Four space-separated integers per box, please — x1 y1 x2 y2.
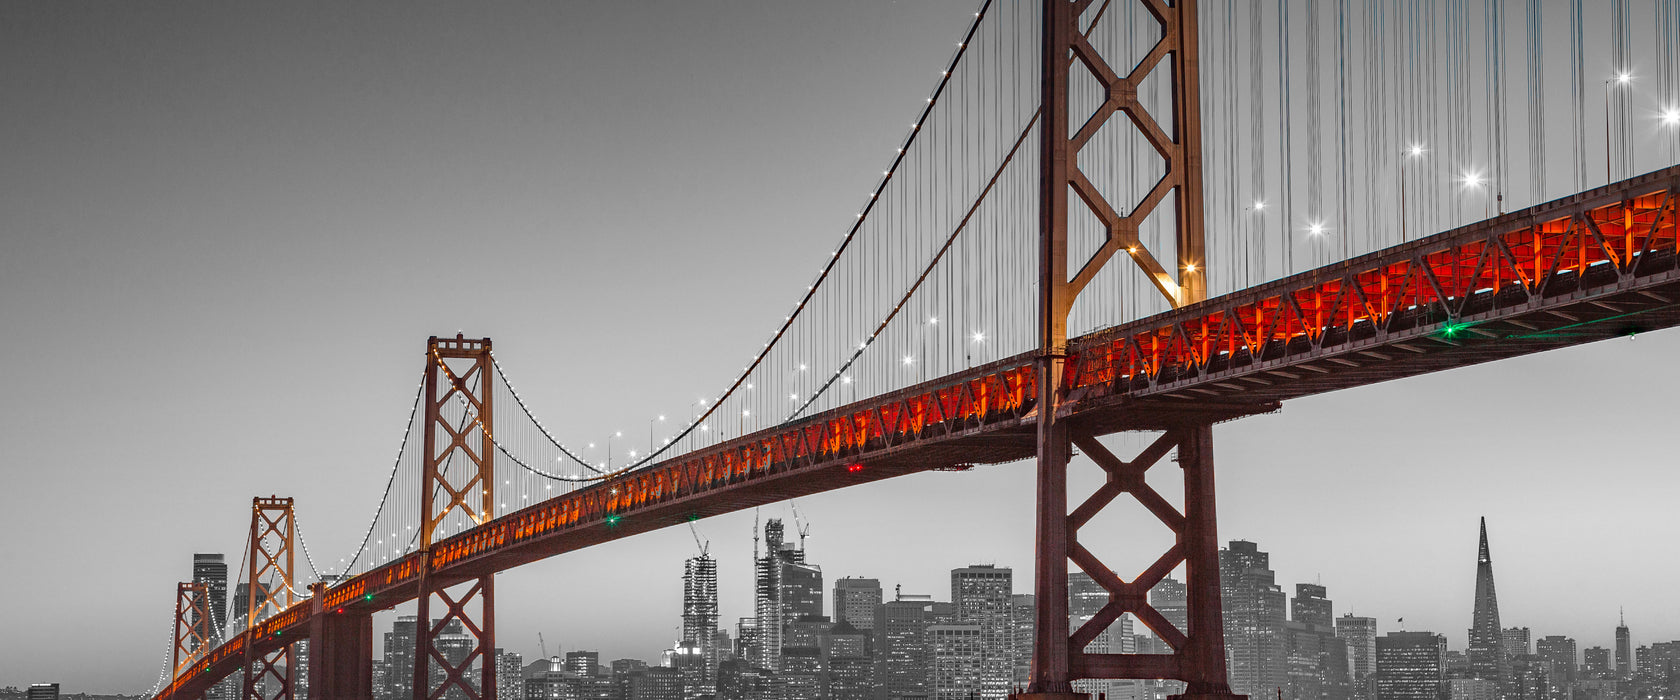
149 1 1680 699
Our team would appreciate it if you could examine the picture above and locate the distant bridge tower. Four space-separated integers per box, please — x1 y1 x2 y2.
1022 1 1245 699
172 582 212 677
243 496 296 700
413 334 497 700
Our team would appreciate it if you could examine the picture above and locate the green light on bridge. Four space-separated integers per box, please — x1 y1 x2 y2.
363 593 373 602
604 514 622 526
1440 321 1472 338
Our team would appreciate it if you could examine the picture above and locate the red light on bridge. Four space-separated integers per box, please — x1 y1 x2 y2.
847 464 864 473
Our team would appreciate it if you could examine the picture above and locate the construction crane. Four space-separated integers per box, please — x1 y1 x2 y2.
790 501 812 550
688 522 709 557
538 632 549 660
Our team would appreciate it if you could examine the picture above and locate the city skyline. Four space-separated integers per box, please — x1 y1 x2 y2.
175 520 1673 686
3 1 1679 694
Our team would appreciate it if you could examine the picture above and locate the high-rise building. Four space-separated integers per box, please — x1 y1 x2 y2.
494 649 522 700
1151 577 1190 699
750 517 820 673
1615 612 1632 677
1338 615 1380 680
1294 584 1334 628
1375 631 1445 700
952 564 1015 699
372 659 389 700
26 684 58 700
682 553 719 694
1285 584 1349 700
384 615 419 700
828 619 874 700
931 624 986 700
1012 593 1036 691
566 650 600 678
1222 540 1288 697
877 593 937 699
193 553 234 700
1467 519 1508 687
716 658 773 700
1582 647 1611 678
833 577 882 632
1503 628 1531 660
1534 636 1577 690
192 554 229 640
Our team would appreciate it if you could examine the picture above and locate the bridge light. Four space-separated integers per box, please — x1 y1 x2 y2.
604 514 622 526
1184 263 1198 272
1461 171 1486 189
972 331 985 343
1663 109 1680 126
1253 200 1266 211
1308 222 1327 236
1615 72 1633 85
841 375 852 384
929 316 938 325
847 464 864 473
1407 144 1425 157
903 355 914 365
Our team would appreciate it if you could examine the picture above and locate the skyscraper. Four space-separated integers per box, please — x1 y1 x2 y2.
1502 628 1531 660
193 553 234 700
1467 519 1508 686
192 554 229 640
931 624 986 700
1338 615 1379 680
833 577 882 632
683 552 720 694
877 593 937 699
384 615 418 700
952 564 1015 699
1615 612 1632 677
750 516 821 677
1534 636 1577 690
1293 584 1333 628
1375 631 1446 700
1222 540 1288 697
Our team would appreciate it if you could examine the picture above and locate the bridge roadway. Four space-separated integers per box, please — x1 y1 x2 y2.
160 165 1680 699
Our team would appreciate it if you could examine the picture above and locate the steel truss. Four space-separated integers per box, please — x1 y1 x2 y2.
244 496 296 700
1024 0 1239 697
173 582 212 677
414 334 496 700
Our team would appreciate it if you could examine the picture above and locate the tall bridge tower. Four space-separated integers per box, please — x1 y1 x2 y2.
1023 1 1245 698
414 334 497 700
243 496 297 700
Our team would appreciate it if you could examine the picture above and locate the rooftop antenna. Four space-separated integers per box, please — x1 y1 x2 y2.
689 522 710 558
752 508 760 562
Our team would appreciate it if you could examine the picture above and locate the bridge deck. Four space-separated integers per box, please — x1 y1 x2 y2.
160 165 1680 699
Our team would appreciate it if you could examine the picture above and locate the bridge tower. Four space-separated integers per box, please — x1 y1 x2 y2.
243 496 296 700
1022 1 1243 699
413 334 497 700
172 582 212 677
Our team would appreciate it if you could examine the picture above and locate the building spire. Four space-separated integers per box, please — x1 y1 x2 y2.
1468 517 1507 684
1478 516 1491 564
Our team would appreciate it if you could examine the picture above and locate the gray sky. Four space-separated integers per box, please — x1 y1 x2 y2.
2 1 1677 693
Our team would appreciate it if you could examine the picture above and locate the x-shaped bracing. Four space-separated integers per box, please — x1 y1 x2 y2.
1067 430 1189 653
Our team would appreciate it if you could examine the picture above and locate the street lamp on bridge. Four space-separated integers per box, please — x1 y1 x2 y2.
1605 72 1633 182
1400 144 1425 243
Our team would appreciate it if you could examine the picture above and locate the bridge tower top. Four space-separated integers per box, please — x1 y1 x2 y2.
421 334 494 549
244 496 295 625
